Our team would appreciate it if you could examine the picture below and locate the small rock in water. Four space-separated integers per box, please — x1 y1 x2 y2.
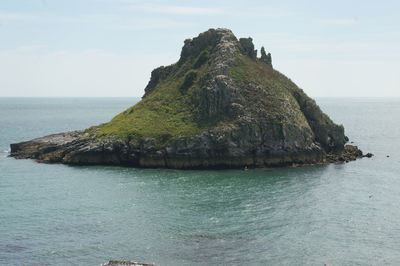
364 153 373 158
369 195 373 198
387 155 390 158
101 260 155 266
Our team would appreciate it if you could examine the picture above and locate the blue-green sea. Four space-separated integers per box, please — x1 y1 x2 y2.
1 97 400 265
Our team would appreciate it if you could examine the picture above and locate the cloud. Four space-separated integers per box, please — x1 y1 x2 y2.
0 10 37 20
111 20 192 30
15 45 46 53
227 6 297 18
130 4 223 15
319 18 358 25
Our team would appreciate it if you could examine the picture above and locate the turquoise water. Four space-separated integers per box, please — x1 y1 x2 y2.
1 97 400 265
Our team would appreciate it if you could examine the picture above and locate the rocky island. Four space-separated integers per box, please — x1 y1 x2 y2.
10 28 368 169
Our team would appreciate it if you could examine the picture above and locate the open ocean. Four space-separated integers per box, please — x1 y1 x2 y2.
1 97 400 265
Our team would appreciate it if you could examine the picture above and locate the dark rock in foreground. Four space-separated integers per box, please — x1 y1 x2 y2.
10 28 368 169
101 260 155 266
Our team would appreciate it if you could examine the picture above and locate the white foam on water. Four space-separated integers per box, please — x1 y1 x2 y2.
1 149 10 158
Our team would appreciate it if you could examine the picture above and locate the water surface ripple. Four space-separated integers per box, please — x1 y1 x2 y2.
1 97 399 265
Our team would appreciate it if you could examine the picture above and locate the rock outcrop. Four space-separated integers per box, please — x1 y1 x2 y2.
10 28 367 169
260 46 272 67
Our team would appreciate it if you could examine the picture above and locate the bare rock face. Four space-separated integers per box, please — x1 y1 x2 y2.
10 28 367 169
239 37 257 59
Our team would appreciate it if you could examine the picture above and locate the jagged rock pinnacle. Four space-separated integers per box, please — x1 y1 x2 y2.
260 46 272 67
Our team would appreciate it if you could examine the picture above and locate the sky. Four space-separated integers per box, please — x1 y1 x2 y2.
0 0 399 97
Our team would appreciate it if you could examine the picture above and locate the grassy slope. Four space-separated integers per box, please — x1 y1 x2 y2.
86 49 334 145
230 54 340 151
230 54 311 129
86 47 213 143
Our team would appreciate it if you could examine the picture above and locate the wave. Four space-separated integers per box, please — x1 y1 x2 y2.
1 149 10 158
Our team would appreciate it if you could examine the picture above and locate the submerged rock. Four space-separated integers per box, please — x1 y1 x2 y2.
364 152 374 158
10 28 366 169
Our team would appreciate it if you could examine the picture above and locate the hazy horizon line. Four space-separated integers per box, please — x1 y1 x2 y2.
1 96 399 99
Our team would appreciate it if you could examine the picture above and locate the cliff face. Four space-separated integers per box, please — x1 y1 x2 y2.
10 28 365 168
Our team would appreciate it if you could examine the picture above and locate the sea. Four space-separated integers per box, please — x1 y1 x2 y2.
1 97 400 265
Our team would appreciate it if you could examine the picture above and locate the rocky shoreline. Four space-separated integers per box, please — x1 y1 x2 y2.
10 130 369 169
